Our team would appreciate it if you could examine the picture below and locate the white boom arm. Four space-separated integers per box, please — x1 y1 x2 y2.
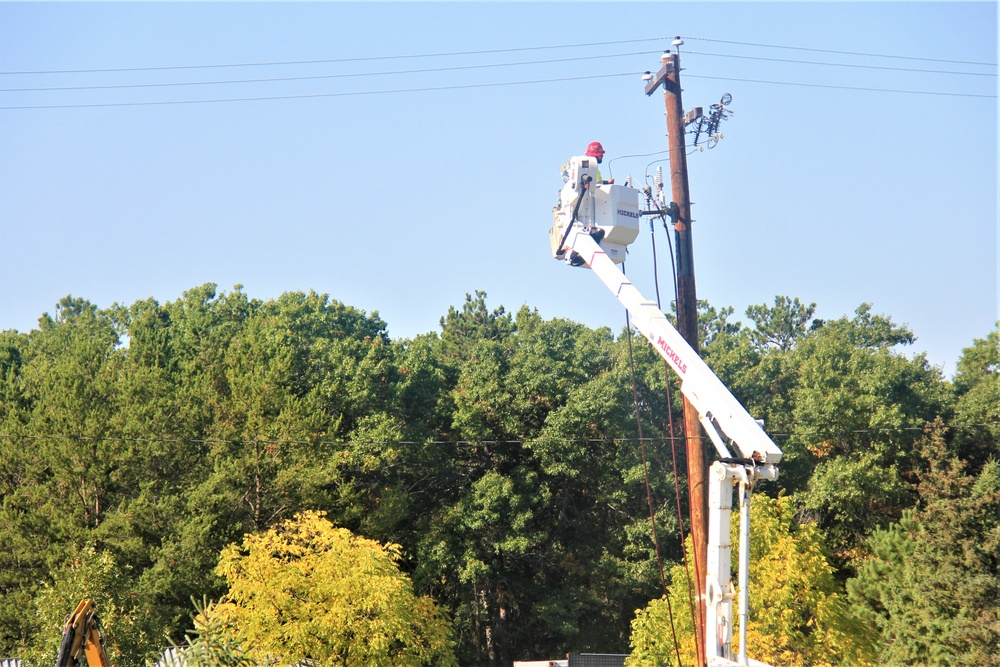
550 156 782 667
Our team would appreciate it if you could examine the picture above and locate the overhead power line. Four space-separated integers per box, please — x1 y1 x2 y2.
683 36 998 67
3 35 994 110
4 34 993 79
3 71 993 111
0 50 661 93
0 71 643 110
5 48 993 95
1 422 995 447
684 50 997 77
686 73 996 99
0 36 674 75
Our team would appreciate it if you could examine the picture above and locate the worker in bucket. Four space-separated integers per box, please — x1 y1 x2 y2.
585 141 614 184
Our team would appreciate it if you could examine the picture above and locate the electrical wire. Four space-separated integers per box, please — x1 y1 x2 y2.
0 434 689 446
684 72 997 98
0 71 644 110
2 35 994 109
0 50 662 93
645 184 701 659
0 36 675 75
605 150 670 181
0 423 994 446
623 293 682 666
626 190 702 665
683 36 998 67
684 50 997 77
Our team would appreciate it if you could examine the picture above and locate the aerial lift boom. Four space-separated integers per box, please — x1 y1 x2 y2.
550 155 782 667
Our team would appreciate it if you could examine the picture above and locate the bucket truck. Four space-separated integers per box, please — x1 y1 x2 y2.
549 154 783 667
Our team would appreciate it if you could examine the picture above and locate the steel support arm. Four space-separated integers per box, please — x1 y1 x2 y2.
558 223 782 667
560 226 782 466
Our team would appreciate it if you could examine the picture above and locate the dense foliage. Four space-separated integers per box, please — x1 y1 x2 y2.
0 285 996 665
628 497 877 667
211 510 456 667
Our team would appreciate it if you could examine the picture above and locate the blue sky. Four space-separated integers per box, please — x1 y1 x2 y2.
1 2 996 377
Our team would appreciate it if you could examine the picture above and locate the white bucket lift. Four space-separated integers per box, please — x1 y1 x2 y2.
551 155 640 265
549 153 782 667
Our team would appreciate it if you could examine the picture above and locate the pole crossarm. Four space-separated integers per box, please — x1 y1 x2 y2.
644 59 675 95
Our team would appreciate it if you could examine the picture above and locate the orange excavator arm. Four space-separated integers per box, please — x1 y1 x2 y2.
54 599 112 667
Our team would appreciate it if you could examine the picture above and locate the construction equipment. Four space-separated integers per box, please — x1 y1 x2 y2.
54 599 111 667
550 154 782 667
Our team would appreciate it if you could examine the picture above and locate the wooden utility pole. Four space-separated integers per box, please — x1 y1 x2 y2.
645 45 708 667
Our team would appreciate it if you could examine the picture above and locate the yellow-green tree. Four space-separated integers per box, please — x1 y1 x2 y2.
23 546 161 667
628 495 877 667
210 510 457 667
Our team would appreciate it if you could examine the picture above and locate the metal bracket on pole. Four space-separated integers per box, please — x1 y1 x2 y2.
664 201 679 224
643 53 675 96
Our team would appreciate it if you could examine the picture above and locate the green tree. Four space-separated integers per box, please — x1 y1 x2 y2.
8 284 989 667
745 295 817 352
413 306 676 665
628 496 876 667
169 597 254 667
210 510 457 667
952 324 1000 471
107 286 258 631
789 305 950 559
698 298 804 489
626 590 691 667
847 425 1000 666
437 290 514 369
0 297 128 651
21 547 161 667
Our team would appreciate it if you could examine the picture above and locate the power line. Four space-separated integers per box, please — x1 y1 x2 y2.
4 69 992 111
685 49 997 77
0 71 643 110
6 48 991 96
0 36 674 75
0 433 688 447
6 35 991 78
4 48 989 97
0 50 661 93
683 36 998 67
0 423 994 447
685 73 997 99
3 36 994 109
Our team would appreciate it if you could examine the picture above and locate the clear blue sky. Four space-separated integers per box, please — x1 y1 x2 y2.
1 2 996 377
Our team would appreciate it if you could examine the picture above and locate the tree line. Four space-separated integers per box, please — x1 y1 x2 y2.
0 284 996 666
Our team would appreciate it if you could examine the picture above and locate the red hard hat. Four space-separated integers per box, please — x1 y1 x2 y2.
585 141 605 157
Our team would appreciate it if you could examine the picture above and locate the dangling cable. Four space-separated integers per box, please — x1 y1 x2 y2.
623 264 682 667
663 361 699 656
645 184 699 656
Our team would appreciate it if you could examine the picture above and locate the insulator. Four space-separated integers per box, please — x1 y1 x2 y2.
655 166 663 191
